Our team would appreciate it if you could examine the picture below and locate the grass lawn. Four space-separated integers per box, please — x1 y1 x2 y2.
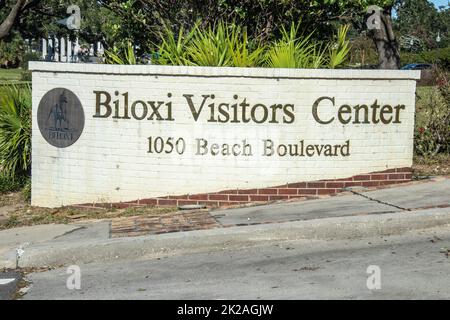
0 68 22 82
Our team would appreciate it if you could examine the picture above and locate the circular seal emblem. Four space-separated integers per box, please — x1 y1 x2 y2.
37 88 84 148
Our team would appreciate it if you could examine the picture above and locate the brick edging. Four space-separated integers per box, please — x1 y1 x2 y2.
74 167 413 210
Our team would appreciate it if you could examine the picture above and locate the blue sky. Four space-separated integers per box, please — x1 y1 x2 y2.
430 0 449 9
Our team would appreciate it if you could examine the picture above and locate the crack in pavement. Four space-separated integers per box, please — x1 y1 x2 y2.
52 226 85 240
348 190 411 212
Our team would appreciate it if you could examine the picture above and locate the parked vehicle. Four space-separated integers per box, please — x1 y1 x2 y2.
401 63 433 70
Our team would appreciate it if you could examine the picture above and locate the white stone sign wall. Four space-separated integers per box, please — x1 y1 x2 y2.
30 62 420 207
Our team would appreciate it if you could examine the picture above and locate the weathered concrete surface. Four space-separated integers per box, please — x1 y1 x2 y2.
212 178 450 226
361 178 450 210
0 224 82 268
12 207 450 268
22 225 450 300
51 221 110 243
212 194 396 226
0 178 449 269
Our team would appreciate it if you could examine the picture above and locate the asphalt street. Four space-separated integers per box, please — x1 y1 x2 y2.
0 271 22 300
18 225 450 300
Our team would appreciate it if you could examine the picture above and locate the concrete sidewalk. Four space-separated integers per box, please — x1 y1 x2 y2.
213 177 450 226
0 224 81 268
0 177 448 269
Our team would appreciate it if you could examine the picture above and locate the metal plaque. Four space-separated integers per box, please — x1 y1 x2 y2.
37 88 84 148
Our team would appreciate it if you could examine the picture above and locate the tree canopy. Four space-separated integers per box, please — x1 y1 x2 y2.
96 0 396 52
1 0 118 44
1 0 395 47
1 0 448 69
395 0 449 49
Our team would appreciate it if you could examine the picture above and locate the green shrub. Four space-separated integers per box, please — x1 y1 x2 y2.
152 20 350 69
184 22 232 67
228 26 266 67
0 84 32 178
265 24 320 68
414 72 450 157
21 177 31 201
0 173 24 193
20 71 32 82
104 42 137 65
0 35 24 68
156 21 265 67
19 51 40 81
328 25 351 69
156 22 198 66
19 52 41 70
401 47 450 70
264 23 350 69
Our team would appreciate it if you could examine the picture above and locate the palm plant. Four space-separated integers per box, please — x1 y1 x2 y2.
185 22 232 67
104 42 137 65
265 23 299 68
156 21 266 67
114 20 350 69
228 26 265 67
155 21 199 66
0 84 32 178
328 24 351 69
307 44 328 69
265 23 327 69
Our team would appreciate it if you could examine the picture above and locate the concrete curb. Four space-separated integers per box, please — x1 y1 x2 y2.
8 207 450 268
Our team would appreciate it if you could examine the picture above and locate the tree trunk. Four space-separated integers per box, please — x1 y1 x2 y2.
0 0 27 39
371 7 401 70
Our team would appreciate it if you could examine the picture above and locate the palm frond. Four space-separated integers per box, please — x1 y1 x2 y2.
104 42 137 65
328 24 351 69
0 84 32 178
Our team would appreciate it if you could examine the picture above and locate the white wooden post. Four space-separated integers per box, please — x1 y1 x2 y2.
60 37 66 62
53 37 59 62
74 38 80 62
42 38 47 60
67 36 72 62
49 37 53 61
97 42 104 56
49 37 54 61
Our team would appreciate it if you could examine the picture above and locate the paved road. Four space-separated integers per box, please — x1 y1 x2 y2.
0 271 21 300
20 225 450 300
